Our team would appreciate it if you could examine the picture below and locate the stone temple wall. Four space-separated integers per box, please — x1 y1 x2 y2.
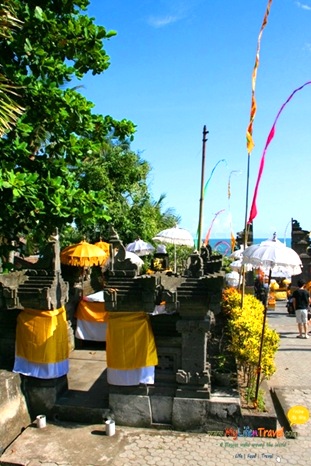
0 233 243 433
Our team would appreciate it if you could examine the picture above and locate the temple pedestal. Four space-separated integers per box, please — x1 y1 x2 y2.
175 319 211 398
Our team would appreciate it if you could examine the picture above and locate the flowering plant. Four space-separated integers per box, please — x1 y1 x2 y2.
221 287 279 390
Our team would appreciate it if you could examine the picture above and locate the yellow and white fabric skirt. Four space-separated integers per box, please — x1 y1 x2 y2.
13 306 69 379
75 299 107 341
106 312 158 386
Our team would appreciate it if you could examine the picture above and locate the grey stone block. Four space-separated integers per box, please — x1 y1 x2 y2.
150 395 173 424
109 393 152 427
0 370 31 454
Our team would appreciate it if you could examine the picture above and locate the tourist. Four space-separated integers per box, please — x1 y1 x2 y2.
292 279 310 339
254 271 267 306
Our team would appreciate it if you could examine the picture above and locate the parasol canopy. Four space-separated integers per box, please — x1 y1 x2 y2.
94 240 110 257
230 259 299 277
153 226 194 247
124 251 144 266
230 259 252 272
242 233 302 405
153 225 194 273
126 239 155 257
264 264 300 279
229 246 245 260
105 250 144 271
60 241 109 267
242 234 302 276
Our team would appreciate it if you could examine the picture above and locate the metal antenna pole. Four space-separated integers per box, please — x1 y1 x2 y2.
197 125 209 250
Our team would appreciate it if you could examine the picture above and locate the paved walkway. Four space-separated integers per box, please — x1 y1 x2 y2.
1 302 311 466
266 300 311 439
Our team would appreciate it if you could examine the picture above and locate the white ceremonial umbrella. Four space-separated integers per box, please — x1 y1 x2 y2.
124 251 144 266
242 235 302 276
126 238 155 257
265 264 301 279
153 225 194 273
230 259 252 272
229 246 245 260
104 250 144 272
242 232 302 405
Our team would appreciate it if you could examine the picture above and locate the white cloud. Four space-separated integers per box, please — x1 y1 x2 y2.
147 14 181 28
146 0 199 28
296 1 311 10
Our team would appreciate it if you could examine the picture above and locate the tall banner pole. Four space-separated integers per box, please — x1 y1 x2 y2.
242 0 273 307
197 125 208 250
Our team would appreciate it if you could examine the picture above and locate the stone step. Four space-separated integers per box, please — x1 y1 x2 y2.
18 285 53 291
150 422 174 430
51 348 110 424
26 274 55 279
52 384 110 424
105 281 141 289
52 402 111 424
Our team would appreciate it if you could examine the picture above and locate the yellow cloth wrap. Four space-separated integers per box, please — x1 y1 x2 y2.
15 306 69 364
76 301 107 322
106 312 158 370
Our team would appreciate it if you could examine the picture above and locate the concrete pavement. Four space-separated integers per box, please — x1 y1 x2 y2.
1 421 310 466
1 301 311 465
266 300 311 439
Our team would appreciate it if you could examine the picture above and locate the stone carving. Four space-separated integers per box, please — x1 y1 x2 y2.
108 226 140 277
185 251 204 278
176 369 191 384
0 229 68 310
185 245 222 277
176 369 210 385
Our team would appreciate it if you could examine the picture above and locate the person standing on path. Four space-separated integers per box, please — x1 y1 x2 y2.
254 271 268 306
292 278 311 339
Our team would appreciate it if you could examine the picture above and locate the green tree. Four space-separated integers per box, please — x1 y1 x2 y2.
0 0 24 135
0 0 135 249
75 141 180 245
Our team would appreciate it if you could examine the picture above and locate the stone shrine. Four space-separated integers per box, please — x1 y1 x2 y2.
0 228 242 439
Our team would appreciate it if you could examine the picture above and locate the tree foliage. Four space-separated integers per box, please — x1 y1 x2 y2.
0 0 24 136
0 0 136 244
74 141 179 245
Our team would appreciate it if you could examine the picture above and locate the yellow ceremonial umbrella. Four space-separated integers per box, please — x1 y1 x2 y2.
60 241 109 296
94 240 111 258
60 240 108 267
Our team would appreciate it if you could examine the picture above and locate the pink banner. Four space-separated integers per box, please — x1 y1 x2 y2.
248 80 311 224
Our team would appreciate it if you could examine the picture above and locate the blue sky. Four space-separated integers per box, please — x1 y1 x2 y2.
79 0 311 241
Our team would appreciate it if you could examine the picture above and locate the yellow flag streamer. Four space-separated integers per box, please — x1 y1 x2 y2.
230 232 236 253
246 0 273 153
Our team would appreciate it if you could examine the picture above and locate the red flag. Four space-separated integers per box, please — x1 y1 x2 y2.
246 0 273 154
248 81 311 224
